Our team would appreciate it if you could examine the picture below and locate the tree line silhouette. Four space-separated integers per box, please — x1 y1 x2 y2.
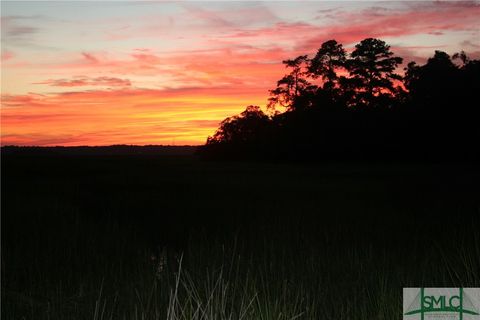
200 38 480 161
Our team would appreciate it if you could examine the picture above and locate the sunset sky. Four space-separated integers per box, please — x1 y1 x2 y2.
1 1 479 146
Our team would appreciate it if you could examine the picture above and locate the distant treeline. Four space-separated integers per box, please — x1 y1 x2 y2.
1 145 198 156
199 38 480 161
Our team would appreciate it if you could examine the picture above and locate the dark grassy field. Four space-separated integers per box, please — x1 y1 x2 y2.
2 147 479 319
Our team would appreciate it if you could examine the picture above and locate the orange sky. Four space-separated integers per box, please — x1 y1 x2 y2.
1 1 479 146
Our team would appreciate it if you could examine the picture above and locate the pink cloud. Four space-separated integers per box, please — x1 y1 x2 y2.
1 93 47 107
47 1 479 94
49 46 289 90
131 52 162 64
181 4 234 28
81 52 99 64
55 51 163 76
180 3 278 30
1 51 14 61
217 3 479 53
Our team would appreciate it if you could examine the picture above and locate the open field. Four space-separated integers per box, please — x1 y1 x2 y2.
2 148 480 319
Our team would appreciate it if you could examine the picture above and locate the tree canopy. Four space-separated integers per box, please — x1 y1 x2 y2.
201 38 480 161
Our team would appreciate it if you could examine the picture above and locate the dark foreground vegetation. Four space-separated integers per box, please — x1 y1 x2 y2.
200 38 480 161
2 148 480 319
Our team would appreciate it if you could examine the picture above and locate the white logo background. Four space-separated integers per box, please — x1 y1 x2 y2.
403 288 480 320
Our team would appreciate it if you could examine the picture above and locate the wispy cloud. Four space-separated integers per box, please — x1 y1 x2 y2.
81 52 99 64
1 15 40 46
35 76 131 87
219 2 480 52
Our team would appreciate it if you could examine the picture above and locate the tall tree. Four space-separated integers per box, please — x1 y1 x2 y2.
268 55 315 111
308 40 347 91
347 38 403 107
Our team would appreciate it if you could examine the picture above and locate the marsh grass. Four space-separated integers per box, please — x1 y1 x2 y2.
2 154 479 319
